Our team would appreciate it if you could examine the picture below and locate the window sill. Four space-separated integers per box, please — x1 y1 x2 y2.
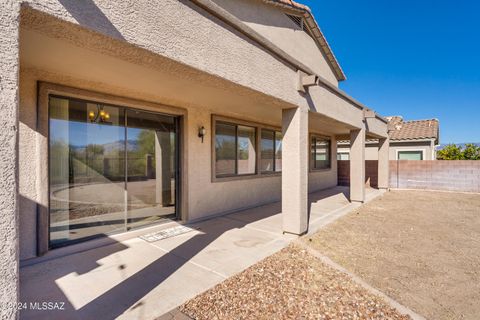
309 167 332 173
212 172 281 183
260 171 282 175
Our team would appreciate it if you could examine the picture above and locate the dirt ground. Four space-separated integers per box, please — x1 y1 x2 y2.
181 244 411 320
306 190 480 320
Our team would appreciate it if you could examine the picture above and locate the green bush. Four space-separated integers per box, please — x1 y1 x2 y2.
437 143 480 160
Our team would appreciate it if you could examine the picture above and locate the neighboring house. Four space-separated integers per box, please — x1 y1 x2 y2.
337 116 440 160
1 0 390 311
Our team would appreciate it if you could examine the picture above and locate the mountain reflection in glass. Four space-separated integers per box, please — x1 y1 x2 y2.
49 96 177 248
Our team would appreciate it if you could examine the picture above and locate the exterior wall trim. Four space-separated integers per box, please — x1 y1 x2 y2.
36 82 189 255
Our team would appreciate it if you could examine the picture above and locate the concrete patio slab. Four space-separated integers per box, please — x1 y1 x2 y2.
149 216 290 278
20 186 383 320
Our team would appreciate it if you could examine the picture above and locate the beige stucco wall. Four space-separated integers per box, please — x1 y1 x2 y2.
1 1 20 317
337 141 435 161
211 0 339 86
365 117 388 138
308 85 364 129
389 141 435 160
185 109 283 222
365 145 379 160
22 0 303 108
18 65 338 260
19 2 386 136
16 2 373 260
17 25 341 260
17 66 285 260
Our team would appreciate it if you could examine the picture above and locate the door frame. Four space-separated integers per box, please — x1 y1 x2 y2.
37 82 188 255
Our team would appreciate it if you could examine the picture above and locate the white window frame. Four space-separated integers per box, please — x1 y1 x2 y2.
396 149 425 160
337 152 350 160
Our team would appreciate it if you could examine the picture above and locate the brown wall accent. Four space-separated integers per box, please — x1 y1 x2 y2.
337 160 349 186
338 160 480 193
337 160 378 188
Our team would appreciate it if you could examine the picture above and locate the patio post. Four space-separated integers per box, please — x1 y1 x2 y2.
0 1 20 318
349 128 366 202
378 137 390 189
282 106 309 235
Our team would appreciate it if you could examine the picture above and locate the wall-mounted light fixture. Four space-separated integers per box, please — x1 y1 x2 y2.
198 126 206 143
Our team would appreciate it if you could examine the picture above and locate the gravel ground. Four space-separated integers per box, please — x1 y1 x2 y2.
306 190 480 320
180 244 411 320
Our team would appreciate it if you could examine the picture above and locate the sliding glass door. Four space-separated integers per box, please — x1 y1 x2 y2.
126 109 177 230
49 96 178 248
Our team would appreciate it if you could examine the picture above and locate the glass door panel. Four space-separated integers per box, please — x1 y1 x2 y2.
49 96 179 248
49 96 126 247
126 109 177 230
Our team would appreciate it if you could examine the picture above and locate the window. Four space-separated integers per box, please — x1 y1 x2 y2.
398 150 423 160
48 96 178 248
215 121 256 177
311 135 331 170
260 129 282 173
337 152 350 160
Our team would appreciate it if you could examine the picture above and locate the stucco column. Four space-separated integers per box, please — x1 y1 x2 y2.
378 137 389 189
0 1 20 319
282 106 308 235
349 128 366 202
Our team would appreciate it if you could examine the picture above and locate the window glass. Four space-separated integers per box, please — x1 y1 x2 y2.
49 97 126 247
237 126 256 175
126 109 177 230
337 152 350 160
261 130 275 172
275 131 282 172
311 136 331 170
215 123 236 176
214 121 284 177
398 151 423 160
49 96 179 248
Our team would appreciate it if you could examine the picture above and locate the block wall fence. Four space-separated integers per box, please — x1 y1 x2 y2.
338 160 480 193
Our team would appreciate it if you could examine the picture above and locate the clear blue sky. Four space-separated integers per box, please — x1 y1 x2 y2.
301 0 480 143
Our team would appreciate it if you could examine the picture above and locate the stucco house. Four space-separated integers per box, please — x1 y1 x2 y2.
1 0 391 315
337 116 440 160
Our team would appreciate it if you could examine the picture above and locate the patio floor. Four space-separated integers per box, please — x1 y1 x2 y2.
20 186 382 320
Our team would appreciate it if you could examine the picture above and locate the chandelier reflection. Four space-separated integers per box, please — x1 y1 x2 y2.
88 105 111 123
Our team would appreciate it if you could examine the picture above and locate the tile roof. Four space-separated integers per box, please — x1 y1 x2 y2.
387 117 439 142
261 0 346 81
337 117 439 145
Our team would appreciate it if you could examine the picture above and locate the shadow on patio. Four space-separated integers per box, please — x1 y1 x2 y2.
20 186 382 320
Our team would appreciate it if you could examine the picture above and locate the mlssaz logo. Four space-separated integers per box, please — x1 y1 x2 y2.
29 302 66 311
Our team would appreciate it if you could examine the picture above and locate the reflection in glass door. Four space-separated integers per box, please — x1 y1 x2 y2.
49 96 178 248
126 109 177 230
